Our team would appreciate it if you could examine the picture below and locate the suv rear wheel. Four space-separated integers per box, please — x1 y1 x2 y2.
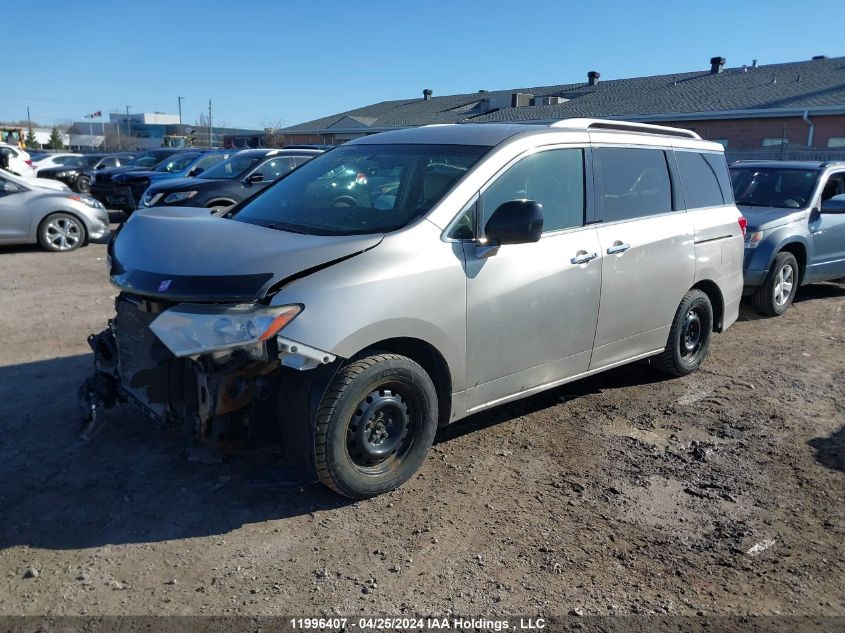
652 289 713 377
752 252 799 317
314 353 438 499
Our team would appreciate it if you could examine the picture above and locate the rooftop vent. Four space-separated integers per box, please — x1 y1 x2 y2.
423 88 432 101
587 70 600 86
511 92 533 107
710 56 726 74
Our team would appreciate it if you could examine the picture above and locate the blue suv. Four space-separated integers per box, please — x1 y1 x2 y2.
731 161 845 315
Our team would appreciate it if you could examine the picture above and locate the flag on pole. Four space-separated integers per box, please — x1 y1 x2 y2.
84 111 102 119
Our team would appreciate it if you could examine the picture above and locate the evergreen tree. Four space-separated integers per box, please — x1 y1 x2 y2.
48 127 63 150
25 127 38 149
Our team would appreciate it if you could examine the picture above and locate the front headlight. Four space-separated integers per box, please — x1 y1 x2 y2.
142 192 163 207
55 170 73 178
67 194 104 209
164 191 197 204
149 303 301 357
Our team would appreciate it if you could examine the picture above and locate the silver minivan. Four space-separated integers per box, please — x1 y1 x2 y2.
81 119 745 498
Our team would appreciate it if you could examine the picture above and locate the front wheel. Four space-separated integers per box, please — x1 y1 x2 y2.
38 213 86 252
752 252 798 317
76 174 91 193
652 289 713 377
314 353 438 499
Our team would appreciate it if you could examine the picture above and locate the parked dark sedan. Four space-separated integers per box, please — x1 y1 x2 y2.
37 153 135 193
138 148 322 214
90 148 194 211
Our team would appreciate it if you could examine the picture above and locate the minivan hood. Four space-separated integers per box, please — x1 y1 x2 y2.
737 205 808 232
110 206 383 301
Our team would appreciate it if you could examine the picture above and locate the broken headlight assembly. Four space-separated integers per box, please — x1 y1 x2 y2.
149 303 301 357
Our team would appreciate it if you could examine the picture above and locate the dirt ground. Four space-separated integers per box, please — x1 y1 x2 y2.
0 237 843 621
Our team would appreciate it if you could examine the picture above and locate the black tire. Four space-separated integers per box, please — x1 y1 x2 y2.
38 212 86 252
751 252 799 317
652 289 713 377
76 174 91 194
314 353 438 499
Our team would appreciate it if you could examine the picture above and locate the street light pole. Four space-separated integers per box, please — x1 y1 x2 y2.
178 96 184 126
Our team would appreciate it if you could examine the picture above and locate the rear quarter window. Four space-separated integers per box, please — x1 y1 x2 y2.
675 150 730 208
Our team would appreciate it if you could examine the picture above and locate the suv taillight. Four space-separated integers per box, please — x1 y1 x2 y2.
25 160 32 167
738 216 747 237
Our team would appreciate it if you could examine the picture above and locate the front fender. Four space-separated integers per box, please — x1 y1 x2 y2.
744 227 812 287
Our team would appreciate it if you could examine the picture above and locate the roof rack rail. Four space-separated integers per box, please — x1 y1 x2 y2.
549 118 701 140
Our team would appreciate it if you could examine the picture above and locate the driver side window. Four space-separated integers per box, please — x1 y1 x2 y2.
821 173 845 202
481 148 585 235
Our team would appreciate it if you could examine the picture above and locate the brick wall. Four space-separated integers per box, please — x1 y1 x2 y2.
657 114 845 150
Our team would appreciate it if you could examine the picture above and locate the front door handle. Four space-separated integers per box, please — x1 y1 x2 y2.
606 241 631 255
570 250 598 265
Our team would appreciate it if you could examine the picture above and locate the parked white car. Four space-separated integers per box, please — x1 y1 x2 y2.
32 152 83 175
0 143 34 178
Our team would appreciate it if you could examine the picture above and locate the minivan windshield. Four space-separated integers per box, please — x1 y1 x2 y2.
233 144 488 235
730 167 819 209
199 154 265 180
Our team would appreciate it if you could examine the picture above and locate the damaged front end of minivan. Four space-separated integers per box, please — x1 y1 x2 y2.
78 206 379 460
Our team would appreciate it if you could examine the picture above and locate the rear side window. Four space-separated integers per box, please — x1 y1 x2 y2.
593 148 673 222
675 151 729 208
481 148 585 233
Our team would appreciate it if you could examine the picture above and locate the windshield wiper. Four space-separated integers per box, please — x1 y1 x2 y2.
736 201 770 207
262 222 311 235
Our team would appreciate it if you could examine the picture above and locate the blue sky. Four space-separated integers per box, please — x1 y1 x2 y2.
3 0 841 130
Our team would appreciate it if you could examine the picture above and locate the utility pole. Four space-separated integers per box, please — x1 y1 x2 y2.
125 106 132 147
208 99 213 148
178 96 184 126
26 106 33 147
115 110 122 151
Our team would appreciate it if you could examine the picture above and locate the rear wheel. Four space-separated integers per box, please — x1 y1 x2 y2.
38 213 86 252
652 289 713 377
314 353 438 499
752 252 798 317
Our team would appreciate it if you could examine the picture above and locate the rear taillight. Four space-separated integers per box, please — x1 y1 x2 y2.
738 216 747 237
25 160 32 167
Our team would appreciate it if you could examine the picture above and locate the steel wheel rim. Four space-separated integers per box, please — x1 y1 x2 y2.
346 385 417 475
773 264 795 307
45 217 81 250
680 307 705 361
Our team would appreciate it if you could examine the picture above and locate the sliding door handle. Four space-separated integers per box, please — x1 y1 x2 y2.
606 241 631 255
570 250 598 265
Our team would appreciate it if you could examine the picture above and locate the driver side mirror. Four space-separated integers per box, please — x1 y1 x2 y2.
190 167 204 177
476 200 544 258
820 195 845 214
245 173 264 184
485 200 543 243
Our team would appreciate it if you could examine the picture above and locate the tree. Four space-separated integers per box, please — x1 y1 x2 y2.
25 127 38 149
262 118 287 148
48 127 64 150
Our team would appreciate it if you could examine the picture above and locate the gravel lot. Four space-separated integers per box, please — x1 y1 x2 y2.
0 238 843 619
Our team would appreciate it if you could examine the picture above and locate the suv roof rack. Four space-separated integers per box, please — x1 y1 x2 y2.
548 118 701 140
